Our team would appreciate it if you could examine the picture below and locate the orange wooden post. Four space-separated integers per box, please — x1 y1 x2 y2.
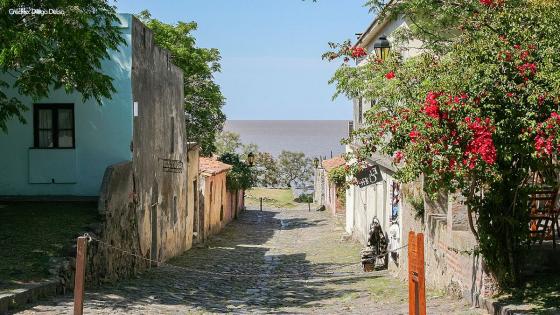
416 233 426 315
408 231 416 315
73 236 87 315
408 232 426 315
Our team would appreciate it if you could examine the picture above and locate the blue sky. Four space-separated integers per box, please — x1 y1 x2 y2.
113 0 374 120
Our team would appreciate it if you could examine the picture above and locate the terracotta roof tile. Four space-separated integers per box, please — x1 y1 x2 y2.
199 157 232 175
322 156 345 172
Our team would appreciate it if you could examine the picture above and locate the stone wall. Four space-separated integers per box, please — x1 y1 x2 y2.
391 181 498 305
71 17 192 285
86 162 148 284
130 16 190 263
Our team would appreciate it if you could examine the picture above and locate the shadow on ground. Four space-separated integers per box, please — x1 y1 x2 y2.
53 209 372 314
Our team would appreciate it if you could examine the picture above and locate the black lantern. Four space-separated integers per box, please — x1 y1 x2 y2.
313 157 320 169
373 35 391 61
247 152 255 166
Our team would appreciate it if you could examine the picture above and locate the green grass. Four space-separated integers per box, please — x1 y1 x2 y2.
245 188 301 209
0 202 99 290
493 274 560 314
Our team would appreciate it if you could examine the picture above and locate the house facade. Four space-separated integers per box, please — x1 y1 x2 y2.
0 14 135 197
0 14 202 283
197 157 245 244
346 8 497 304
314 156 346 216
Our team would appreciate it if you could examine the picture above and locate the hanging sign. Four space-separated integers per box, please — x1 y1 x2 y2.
355 165 382 188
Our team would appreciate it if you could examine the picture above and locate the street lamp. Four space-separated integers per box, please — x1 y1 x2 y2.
313 157 320 169
373 35 391 61
247 152 255 166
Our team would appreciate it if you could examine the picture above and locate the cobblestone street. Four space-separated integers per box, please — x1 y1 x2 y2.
17 208 482 314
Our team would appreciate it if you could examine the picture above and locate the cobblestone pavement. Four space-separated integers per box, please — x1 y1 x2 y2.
16 208 483 314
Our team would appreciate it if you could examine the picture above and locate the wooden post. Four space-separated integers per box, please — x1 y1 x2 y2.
417 233 426 315
73 236 87 315
408 231 416 315
260 197 263 212
408 231 426 315
308 202 311 212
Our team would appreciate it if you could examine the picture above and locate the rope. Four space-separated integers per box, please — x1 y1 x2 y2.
83 233 408 279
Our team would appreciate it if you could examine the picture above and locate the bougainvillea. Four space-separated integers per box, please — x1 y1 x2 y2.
327 0 560 286
351 47 367 58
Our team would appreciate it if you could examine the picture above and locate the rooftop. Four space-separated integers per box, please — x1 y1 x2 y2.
199 157 232 175
322 156 345 172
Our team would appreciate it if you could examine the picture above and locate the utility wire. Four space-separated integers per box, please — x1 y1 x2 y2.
83 233 407 279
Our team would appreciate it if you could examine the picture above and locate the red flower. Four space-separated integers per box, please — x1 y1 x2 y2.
464 117 497 166
409 130 420 143
423 91 443 119
449 158 457 170
351 47 367 58
423 104 440 119
480 0 493 6
385 71 395 80
394 151 404 163
517 63 537 77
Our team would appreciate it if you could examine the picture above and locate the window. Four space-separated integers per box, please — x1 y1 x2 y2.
33 104 75 148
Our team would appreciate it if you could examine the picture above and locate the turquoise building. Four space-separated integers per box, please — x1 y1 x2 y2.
0 14 134 197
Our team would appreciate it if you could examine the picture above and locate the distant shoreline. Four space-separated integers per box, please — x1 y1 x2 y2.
224 120 350 158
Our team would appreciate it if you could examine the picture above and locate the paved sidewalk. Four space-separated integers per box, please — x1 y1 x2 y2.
16 208 482 314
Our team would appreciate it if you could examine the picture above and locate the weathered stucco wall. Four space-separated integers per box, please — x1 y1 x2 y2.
130 16 189 263
200 172 228 239
78 17 193 284
197 169 245 243
225 189 245 223
185 144 200 250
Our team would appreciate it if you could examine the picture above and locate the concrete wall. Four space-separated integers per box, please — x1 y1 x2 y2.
0 14 133 196
130 16 190 263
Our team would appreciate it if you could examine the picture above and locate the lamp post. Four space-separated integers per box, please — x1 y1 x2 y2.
373 35 391 61
247 152 255 166
313 157 320 169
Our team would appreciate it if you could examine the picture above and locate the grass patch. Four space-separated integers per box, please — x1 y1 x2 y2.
364 276 408 304
246 188 300 209
0 202 99 290
494 274 560 314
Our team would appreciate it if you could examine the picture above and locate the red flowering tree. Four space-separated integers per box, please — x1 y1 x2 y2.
326 0 560 286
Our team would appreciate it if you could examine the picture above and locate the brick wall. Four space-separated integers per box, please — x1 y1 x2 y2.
391 181 498 305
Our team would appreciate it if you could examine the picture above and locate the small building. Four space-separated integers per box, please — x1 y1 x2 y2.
197 157 245 243
0 14 198 281
314 156 346 216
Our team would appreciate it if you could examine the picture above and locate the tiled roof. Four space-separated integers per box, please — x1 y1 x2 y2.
322 156 345 172
199 157 232 175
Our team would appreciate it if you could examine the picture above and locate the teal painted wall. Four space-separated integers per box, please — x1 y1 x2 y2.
0 14 133 196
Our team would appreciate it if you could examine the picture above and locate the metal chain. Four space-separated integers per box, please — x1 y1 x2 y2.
83 233 408 279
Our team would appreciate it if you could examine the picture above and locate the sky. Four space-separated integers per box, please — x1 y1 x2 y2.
113 0 374 120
